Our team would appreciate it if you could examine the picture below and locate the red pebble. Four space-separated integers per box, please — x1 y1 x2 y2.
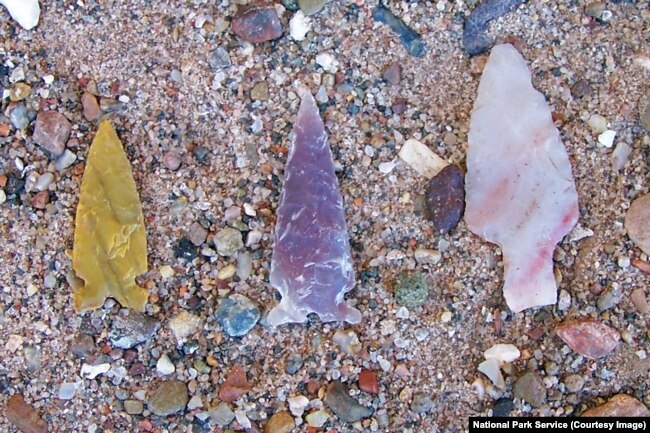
358 369 379 394
219 364 250 402
556 320 620 359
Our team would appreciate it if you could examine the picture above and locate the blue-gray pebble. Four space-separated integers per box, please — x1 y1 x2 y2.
215 294 261 337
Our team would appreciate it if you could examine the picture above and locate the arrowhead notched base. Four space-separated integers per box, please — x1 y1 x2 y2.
268 91 361 327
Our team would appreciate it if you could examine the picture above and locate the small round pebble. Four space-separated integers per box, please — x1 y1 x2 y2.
264 411 295 433
215 294 261 337
395 272 429 307
147 380 189 416
214 227 244 257
163 151 182 171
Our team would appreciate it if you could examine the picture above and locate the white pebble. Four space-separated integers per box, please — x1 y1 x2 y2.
618 256 630 268
58 382 78 400
587 114 608 134
43 74 54 84
557 289 571 311
598 130 616 148
378 161 396 174
156 354 175 375
81 363 110 379
306 409 328 428
478 358 505 388
332 329 361 355
440 311 452 323
288 395 309 417
0 190 6 205
395 306 410 319
315 52 337 73
289 10 311 41
187 395 203 410
160 265 175 279
483 344 520 364
35 172 54 191
398 139 448 178
26 283 38 296
611 142 631 171
234 410 251 429
414 248 441 265
0 0 40 30
54 150 77 171
118 95 130 103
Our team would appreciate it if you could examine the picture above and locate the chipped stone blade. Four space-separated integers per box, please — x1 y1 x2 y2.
73 120 148 311
268 91 361 326
465 44 579 313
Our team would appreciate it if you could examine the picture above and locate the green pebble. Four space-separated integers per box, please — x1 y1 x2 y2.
395 272 429 307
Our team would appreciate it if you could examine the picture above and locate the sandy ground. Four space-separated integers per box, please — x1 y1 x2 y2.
1 1 649 432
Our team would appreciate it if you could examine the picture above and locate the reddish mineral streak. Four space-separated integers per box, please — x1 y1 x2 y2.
268 91 361 326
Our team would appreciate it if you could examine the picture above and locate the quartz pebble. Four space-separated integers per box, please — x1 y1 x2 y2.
398 139 448 179
288 395 309 416
324 381 373 422
54 150 77 171
264 411 295 433
598 130 616 147
426 164 465 234
169 311 200 343
215 294 260 337
231 2 283 43
332 329 361 355
156 354 175 375
484 343 520 364
513 371 546 407
147 380 189 416
414 248 441 265
33 111 71 157
587 114 608 134
218 364 250 402
582 394 650 417
289 10 310 41
306 410 328 427
478 358 504 388
214 227 244 256
410 393 434 413
58 382 78 400
187 395 203 410
6 394 48 433
625 194 650 255
81 362 110 379
556 320 620 359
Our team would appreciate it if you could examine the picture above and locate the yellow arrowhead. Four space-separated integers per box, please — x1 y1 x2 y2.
73 120 148 311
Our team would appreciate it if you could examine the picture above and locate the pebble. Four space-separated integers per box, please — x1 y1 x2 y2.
462 0 524 55
288 395 309 417
382 62 401 85
215 294 260 337
188 222 208 246
214 227 244 256
597 284 622 310
54 150 77 171
298 0 327 15
491 398 514 417
6 394 48 433
398 138 448 179
30 190 49 209
163 151 181 170
571 79 593 99
513 371 546 407
625 194 650 255
147 380 189 416
0 190 6 205
264 411 295 433
426 164 465 234
587 114 608 134
285 353 303 374
218 364 250 402
641 94 650 131
32 111 71 157
359 369 379 394
316 52 337 73
109 310 160 349
81 362 110 379
378 161 396 174
597 130 616 148
156 354 175 375
289 10 311 41
187 395 203 410
305 409 328 427
70 333 95 358
611 142 631 171
556 320 620 359
582 394 650 417
9 82 31 101
174 238 198 260
373 4 426 57
10 103 29 130
484 343 520 364
631 289 649 314
217 264 237 280
58 382 78 400
81 92 100 121
585 1 606 18
563 374 584 393
332 329 361 355
410 393 434 413
478 358 504 388
395 272 429 307
210 402 236 426
160 265 174 279
557 289 571 311
251 81 269 101
35 172 53 192
231 2 283 44
169 310 201 343
209 46 232 70
324 381 373 422
237 252 253 280
414 248 441 265
124 399 144 415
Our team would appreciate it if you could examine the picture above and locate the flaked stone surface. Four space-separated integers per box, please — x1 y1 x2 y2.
465 44 579 313
268 91 360 326
426 164 465 234
556 320 620 359
231 2 283 44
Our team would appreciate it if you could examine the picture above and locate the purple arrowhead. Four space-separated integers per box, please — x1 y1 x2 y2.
268 91 361 326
